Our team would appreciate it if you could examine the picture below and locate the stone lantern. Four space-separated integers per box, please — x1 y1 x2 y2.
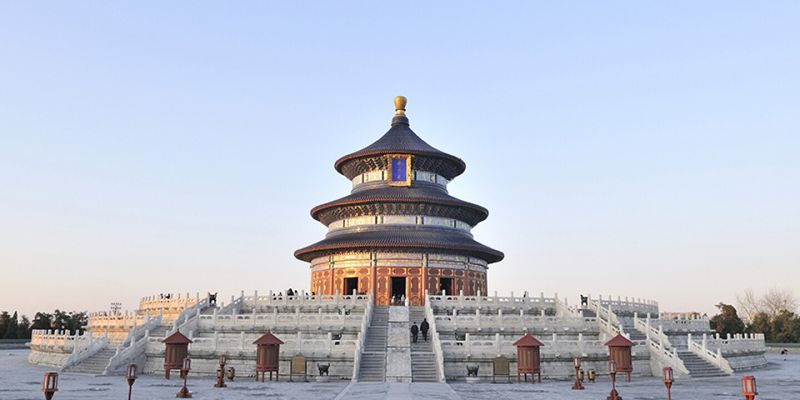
162 330 193 379
605 334 634 382
254 331 284 381
513 333 543 383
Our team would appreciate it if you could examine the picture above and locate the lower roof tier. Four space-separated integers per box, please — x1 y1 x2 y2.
294 228 504 263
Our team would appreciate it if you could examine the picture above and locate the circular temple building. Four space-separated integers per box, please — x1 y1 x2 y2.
295 97 503 306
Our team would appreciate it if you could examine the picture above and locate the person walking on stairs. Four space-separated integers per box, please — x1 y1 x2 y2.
411 322 419 343
420 318 429 341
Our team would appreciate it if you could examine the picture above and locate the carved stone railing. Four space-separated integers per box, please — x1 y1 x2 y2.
425 296 446 383
240 290 371 310
590 300 623 337
137 293 202 322
198 309 364 331
439 332 646 358
428 292 560 314
434 313 597 334
29 330 92 352
188 332 358 355
695 333 766 354
646 317 712 333
351 293 373 381
167 296 210 337
593 295 659 316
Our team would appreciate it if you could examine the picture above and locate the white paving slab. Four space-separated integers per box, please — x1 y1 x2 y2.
4 350 799 399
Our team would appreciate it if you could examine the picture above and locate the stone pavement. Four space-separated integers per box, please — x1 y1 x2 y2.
4 350 799 400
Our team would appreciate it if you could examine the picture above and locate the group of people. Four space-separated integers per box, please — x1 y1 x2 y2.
410 319 430 343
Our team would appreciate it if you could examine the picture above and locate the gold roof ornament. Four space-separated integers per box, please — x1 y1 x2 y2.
394 96 407 116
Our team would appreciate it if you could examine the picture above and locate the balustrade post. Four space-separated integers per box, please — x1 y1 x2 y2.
214 331 219 352
240 331 245 351
498 309 504 331
687 333 692 348
702 334 707 352
495 333 501 356
465 333 471 355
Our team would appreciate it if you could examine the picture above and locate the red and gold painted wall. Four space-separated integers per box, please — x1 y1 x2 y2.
309 251 488 306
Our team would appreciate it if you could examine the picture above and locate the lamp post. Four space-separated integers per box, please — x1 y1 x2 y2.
662 367 673 400
176 356 192 398
214 355 227 388
741 375 757 400
42 372 58 400
572 357 584 390
607 360 623 400
126 364 138 400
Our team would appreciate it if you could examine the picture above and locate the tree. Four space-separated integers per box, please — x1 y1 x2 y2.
746 312 772 340
17 316 31 339
761 288 798 316
736 289 760 323
771 310 800 343
31 312 53 331
2 312 18 339
710 303 745 337
0 311 10 338
736 287 798 322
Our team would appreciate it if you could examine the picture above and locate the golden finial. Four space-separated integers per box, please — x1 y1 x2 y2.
394 96 407 116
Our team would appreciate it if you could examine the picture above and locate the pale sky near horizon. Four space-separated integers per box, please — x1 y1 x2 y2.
1 2 798 318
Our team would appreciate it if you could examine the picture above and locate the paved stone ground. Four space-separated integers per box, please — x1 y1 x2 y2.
3 350 798 399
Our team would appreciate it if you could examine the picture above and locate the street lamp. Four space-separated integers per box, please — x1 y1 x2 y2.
42 372 58 400
662 367 673 400
177 356 192 398
741 375 757 400
572 357 584 390
126 364 138 400
607 360 623 400
214 355 227 388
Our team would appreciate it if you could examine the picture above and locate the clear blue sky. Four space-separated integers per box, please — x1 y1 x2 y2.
1 2 798 317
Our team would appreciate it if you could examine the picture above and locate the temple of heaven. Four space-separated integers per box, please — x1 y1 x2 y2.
295 96 503 306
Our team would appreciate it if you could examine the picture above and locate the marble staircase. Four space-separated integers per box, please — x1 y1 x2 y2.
677 350 728 378
63 347 117 375
409 307 438 382
358 306 389 382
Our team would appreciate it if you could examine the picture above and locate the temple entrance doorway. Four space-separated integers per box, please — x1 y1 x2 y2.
439 277 453 295
344 277 358 296
390 277 406 305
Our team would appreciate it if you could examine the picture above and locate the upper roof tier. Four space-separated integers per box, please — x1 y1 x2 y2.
334 97 467 180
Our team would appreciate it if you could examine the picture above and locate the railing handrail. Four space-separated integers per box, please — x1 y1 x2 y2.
425 295 446 383
59 334 108 371
103 313 163 374
351 293 373 381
